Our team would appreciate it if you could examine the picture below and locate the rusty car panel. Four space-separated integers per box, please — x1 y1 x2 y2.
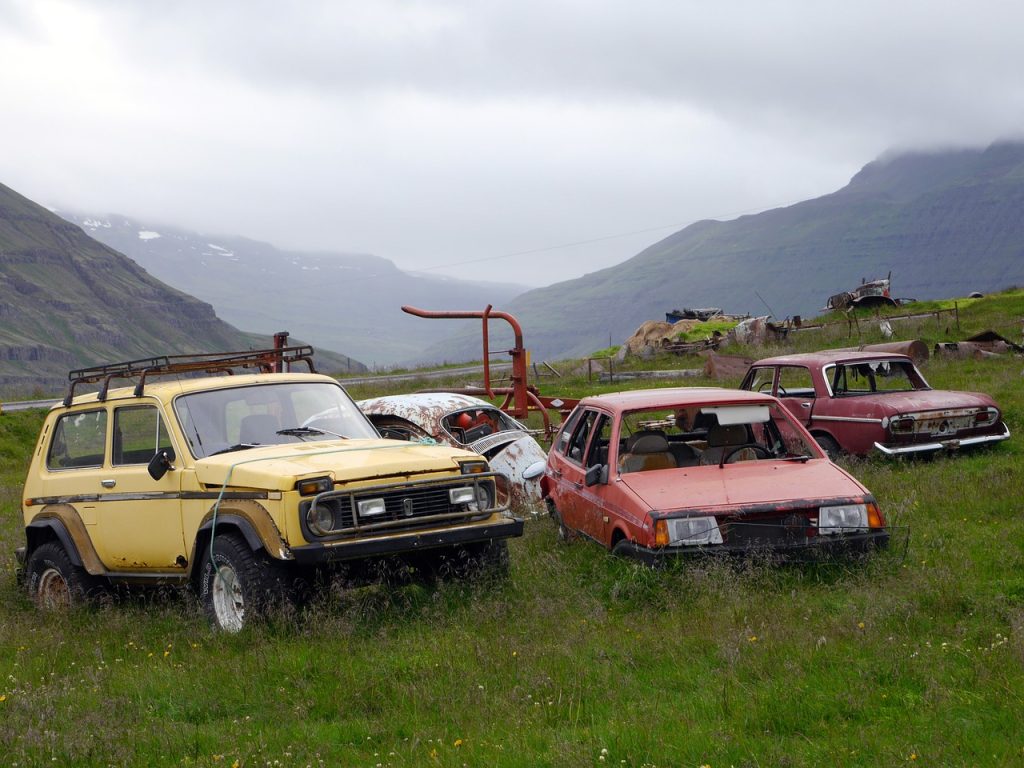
359 393 548 510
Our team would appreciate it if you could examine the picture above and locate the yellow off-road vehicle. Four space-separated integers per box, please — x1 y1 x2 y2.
16 345 522 631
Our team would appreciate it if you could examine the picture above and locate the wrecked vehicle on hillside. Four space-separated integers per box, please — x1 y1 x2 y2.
17 346 521 632
542 388 889 561
359 393 548 510
741 350 1010 457
825 275 898 312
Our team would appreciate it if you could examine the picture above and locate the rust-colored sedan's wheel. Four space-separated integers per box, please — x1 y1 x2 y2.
814 434 842 461
26 541 96 610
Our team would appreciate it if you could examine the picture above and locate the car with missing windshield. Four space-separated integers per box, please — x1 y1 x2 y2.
16 345 521 631
740 350 1010 457
542 388 888 561
358 393 548 511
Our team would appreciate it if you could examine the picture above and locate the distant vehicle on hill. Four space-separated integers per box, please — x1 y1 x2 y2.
825 274 898 312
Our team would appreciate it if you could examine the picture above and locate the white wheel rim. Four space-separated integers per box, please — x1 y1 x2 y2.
37 567 70 609
212 563 245 632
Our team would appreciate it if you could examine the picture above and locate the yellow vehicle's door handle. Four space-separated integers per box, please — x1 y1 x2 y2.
101 479 116 488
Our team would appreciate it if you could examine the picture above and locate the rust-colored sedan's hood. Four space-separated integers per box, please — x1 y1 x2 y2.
194 439 478 491
618 460 868 513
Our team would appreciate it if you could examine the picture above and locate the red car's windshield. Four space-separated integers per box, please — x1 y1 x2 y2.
615 402 822 470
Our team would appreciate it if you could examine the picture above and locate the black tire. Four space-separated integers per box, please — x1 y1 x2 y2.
474 539 510 578
432 539 510 582
199 533 289 632
815 434 842 461
611 539 633 558
26 541 98 610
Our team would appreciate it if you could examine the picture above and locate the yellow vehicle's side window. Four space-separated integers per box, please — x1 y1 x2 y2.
113 406 174 466
46 410 107 470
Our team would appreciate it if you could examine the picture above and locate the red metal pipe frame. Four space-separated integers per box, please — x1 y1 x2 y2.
401 304 532 421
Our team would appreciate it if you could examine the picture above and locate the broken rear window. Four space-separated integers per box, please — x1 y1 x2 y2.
827 360 928 396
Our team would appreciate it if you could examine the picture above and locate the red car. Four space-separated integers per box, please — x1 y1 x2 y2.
541 388 888 561
740 351 1010 457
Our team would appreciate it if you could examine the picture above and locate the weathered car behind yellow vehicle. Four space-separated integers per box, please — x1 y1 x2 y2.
17 345 522 631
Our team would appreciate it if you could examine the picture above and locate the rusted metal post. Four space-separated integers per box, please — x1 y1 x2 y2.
272 331 290 373
402 305 531 419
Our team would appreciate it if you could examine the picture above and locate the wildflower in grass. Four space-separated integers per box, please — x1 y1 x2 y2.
858 622 865 629
0 694 6 702
454 739 463 747
748 636 758 643
909 753 917 761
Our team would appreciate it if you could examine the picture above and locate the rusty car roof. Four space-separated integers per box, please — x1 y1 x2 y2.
579 387 776 412
750 350 911 367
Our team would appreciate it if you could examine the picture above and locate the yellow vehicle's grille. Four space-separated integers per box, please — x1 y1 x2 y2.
301 476 497 539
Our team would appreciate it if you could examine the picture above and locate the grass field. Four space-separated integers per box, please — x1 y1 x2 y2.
2 294 1023 767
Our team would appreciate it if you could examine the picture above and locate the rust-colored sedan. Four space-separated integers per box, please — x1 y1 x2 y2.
740 351 1009 457
542 388 889 561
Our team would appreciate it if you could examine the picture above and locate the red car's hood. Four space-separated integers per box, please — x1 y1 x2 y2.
867 389 996 415
618 460 868 513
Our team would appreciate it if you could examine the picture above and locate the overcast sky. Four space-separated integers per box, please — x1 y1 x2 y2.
2 0 1023 287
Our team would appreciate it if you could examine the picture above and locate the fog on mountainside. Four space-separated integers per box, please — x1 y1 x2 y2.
64 214 529 369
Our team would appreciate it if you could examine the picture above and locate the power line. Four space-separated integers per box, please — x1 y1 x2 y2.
409 196 808 274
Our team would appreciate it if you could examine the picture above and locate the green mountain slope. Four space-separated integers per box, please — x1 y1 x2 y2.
423 141 1024 362
0 184 365 395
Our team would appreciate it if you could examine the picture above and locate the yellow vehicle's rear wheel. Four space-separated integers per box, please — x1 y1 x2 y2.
26 541 97 610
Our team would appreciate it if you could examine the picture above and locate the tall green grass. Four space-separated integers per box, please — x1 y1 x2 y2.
2 294 1023 766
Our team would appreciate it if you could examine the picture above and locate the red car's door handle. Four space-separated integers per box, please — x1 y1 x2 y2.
800 402 812 409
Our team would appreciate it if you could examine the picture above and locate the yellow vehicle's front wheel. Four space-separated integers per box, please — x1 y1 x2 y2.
200 533 288 632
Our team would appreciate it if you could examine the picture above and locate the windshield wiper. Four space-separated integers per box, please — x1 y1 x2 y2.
277 426 348 440
209 443 260 457
777 454 813 463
